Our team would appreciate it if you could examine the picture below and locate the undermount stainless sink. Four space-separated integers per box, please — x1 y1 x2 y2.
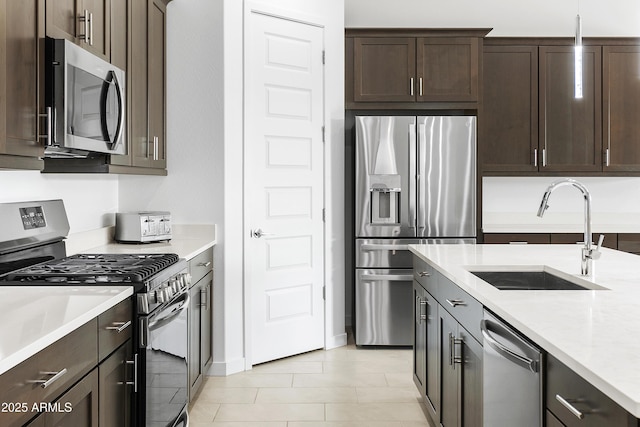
469 269 606 291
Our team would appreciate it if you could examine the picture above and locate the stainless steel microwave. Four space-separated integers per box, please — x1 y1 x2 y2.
45 38 126 157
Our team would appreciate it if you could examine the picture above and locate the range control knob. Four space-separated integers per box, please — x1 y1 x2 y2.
156 288 166 304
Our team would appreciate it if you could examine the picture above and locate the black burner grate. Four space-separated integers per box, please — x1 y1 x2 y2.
5 253 180 283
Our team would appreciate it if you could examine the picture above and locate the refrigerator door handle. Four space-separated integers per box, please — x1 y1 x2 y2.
417 123 427 232
409 123 417 232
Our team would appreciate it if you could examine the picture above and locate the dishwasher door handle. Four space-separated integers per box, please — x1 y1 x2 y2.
481 319 538 373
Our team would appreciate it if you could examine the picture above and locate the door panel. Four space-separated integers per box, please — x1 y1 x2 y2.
246 12 325 365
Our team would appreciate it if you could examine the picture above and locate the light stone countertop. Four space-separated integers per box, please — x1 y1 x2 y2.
409 243 640 418
79 224 217 260
0 286 132 376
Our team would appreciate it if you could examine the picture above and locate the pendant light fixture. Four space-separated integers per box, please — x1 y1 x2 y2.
574 2 583 99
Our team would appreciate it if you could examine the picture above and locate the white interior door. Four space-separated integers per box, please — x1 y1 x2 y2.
245 10 325 365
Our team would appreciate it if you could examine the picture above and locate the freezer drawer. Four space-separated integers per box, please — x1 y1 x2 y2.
356 238 422 269
356 238 475 269
355 269 413 346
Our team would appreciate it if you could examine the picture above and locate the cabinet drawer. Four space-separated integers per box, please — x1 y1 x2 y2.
483 233 551 244
546 354 636 427
436 274 482 342
189 247 214 285
413 256 436 295
618 233 640 255
0 319 98 427
98 298 133 361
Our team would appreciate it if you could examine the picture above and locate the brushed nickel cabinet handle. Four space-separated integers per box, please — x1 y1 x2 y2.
418 271 430 277
198 261 212 268
79 10 90 43
106 320 132 333
30 368 68 389
410 78 414 96
555 394 585 419
446 298 466 307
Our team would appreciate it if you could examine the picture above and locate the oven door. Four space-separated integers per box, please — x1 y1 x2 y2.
140 291 189 427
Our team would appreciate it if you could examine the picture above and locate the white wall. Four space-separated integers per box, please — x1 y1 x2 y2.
345 0 640 37
0 171 118 232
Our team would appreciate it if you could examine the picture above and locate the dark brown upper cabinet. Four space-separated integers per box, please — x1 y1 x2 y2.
107 0 168 175
417 37 479 102
45 0 111 62
353 37 416 102
481 45 538 173
0 0 45 170
602 45 640 172
346 29 490 110
539 45 602 173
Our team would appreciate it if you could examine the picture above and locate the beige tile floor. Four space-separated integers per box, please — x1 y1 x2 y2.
188 335 435 427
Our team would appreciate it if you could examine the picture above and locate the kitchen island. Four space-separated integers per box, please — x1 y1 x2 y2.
409 243 640 419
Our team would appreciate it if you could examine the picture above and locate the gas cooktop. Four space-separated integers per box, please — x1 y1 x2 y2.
4 253 180 284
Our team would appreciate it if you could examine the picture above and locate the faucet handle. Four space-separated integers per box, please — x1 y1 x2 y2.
591 234 605 260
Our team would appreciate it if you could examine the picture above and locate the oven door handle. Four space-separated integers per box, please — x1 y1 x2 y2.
149 292 190 331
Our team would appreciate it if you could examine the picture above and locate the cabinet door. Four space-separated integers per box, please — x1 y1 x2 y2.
353 37 416 102
417 37 478 102
439 308 460 427
459 328 482 427
539 46 602 172
602 46 640 172
425 292 440 422
45 369 99 427
81 0 110 60
0 0 45 167
412 281 427 397
99 342 132 427
130 0 166 169
481 45 538 172
189 279 203 400
200 273 213 373
110 0 127 71
147 0 166 168
45 0 110 62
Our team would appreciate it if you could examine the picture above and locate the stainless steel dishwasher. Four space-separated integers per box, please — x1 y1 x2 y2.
481 310 543 427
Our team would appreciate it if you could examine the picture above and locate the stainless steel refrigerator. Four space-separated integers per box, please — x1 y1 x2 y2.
354 115 476 346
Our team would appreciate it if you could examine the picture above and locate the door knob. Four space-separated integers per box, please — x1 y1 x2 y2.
252 228 274 238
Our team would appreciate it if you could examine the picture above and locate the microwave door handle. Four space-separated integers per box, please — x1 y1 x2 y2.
102 71 124 151
110 71 125 150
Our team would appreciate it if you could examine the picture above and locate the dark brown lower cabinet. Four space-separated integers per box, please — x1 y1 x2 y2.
484 232 635 252
549 232 618 249
99 341 133 427
438 307 482 427
546 353 638 426
27 369 99 427
618 233 640 255
483 233 550 244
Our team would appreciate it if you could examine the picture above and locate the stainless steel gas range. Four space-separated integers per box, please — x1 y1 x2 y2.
0 200 190 427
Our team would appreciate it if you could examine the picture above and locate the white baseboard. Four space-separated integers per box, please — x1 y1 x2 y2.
326 332 348 350
207 357 246 377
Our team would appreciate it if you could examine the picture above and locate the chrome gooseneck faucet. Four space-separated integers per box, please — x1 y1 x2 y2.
537 178 604 276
